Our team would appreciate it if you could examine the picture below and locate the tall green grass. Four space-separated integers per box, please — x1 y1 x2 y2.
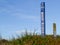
0 31 60 45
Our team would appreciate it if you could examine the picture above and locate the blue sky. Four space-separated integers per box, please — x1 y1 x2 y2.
0 0 60 39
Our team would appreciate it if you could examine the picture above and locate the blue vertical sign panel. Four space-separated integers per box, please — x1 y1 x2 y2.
41 2 45 36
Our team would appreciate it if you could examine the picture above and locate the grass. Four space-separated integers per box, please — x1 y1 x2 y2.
0 31 60 45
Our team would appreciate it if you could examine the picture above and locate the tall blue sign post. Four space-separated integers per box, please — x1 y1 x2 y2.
41 2 45 36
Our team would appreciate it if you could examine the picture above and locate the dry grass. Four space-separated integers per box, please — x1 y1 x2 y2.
0 31 60 45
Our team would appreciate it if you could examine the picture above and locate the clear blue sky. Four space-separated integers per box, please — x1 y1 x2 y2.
0 0 60 39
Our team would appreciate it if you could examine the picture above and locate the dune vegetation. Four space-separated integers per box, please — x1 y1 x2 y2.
0 31 60 45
